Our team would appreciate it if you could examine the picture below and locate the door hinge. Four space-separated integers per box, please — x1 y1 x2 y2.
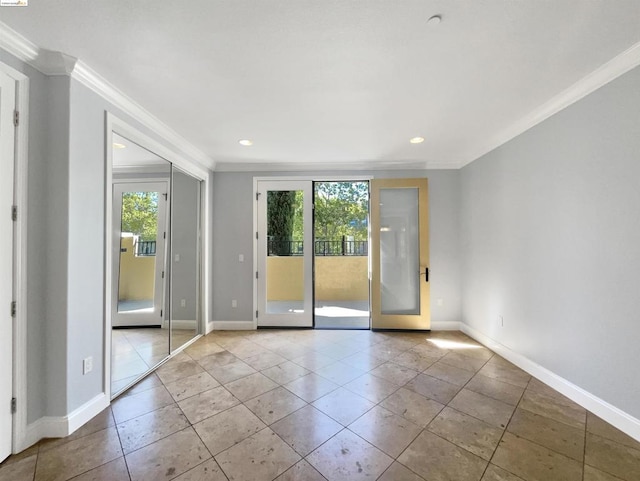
256 192 260 201
13 110 19 127
163 231 166 239
255 271 259 279
11 301 16 318
11 398 16 414
11 205 17 222
256 231 258 240
162 271 165 279
256 310 259 319
160 309 163 317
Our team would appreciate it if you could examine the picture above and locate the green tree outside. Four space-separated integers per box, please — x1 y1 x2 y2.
121 192 158 241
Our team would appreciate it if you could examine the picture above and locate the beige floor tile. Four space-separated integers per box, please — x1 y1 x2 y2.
583 464 628 481
224 372 279 401
364 342 406 361
291 352 336 371
68 457 130 481
344 373 398 403
585 432 640 481
341 352 387 371
439 351 488 372
117 403 190 454
244 387 307 425
207 360 257 384
274 459 326 481
177 386 240 424
125 427 210 481
121 373 163 398
194 404 266 455
284 373 339 402
315 343 360 361
243 351 287 371
270 343 308 361
378 462 425 481
587 412 640 451
481 464 526 481
428 407 503 460
398 430 487 481
34 428 123 481
156 360 205 384
226 340 268 360
312 387 375 426
307 429 393 481
465 374 525 406
271 405 342 456
370 362 419 386
196 351 238 371
492 432 582 481
314 361 366 385
172 458 228 481
477 362 530 388
215 428 300 481
185 341 225 360
393 350 437 371
404 373 460 404
111 385 175 423
380 387 444 428
164 372 220 402
424 361 475 387
519 389 586 429
0 454 37 481
261 361 310 385
449 389 515 428
349 406 422 458
507 408 585 461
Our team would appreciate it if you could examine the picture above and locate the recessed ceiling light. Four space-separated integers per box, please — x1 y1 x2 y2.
409 137 425 144
113 142 126 149
238 139 253 146
427 15 442 26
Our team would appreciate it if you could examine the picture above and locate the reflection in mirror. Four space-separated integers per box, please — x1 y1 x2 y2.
111 133 171 396
170 166 201 352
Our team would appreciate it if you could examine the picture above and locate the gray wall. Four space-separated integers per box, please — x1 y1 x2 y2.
460 65 640 418
212 169 461 326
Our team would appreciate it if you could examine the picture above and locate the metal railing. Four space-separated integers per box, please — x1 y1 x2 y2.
267 239 367 256
136 240 156 256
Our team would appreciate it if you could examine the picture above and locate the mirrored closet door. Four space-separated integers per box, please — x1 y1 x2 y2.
110 133 202 397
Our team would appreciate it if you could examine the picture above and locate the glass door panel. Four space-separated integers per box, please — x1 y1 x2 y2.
257 180 312 327
371 178 430 329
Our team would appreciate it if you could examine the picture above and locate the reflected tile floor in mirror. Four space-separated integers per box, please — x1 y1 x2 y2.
3 329 640 481
111 328 196 394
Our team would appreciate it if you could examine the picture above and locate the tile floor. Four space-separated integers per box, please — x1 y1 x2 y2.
2 329 640 481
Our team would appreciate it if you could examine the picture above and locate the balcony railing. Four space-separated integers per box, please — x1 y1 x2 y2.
136 240 156 256
267 239 367 256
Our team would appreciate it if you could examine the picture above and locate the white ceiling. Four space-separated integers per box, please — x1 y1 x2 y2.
2 1 640 169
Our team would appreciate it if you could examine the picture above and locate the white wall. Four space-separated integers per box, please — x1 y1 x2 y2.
460 65 640 419
212 169 461 327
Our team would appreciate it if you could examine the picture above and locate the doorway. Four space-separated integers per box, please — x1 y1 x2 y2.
255 177 431 331
0 67 16 462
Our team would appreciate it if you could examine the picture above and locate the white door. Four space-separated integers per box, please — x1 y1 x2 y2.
256 180 313 327
0 70 16 461
112 182 168 327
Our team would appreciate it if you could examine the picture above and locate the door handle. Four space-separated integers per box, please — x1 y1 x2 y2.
420 267 429 283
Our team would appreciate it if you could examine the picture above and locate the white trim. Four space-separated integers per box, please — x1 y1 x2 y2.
461 40 640 167
431 321 461 331
161 320 197 330
0 60 30 454
212 321 256 331
461 323 640 443
217 161 432 173
22 393 109 449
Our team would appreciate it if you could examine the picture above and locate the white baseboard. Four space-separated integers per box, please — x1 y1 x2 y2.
21 393 109 450
431 321 462 331
461 323 640 443
211 320 256 331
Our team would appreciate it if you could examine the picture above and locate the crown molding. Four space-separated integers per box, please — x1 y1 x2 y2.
461 40 640 168
0 21 215 171
214 159 460 173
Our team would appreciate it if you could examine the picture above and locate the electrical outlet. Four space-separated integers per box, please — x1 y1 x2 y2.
175 253 180 262
83 356 93 375
180 299 186 308
498 315 504 327
232 299 238 308
238 254 244 262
